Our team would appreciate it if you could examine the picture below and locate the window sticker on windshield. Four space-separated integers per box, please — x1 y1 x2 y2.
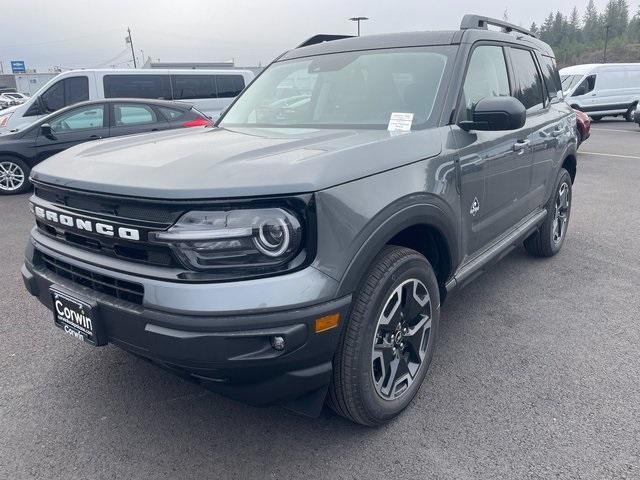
388 112 414 132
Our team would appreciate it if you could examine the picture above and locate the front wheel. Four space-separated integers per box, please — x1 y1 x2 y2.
327 246 440 426
524 168 572 257
0 157 31 195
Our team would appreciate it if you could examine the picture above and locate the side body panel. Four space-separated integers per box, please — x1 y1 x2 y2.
312 126 461 296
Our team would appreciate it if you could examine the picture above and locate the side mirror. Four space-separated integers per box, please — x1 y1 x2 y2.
459 96 526 132
40 123 55 139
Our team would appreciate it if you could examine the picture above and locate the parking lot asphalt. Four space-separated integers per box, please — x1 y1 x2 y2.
1 121 639 480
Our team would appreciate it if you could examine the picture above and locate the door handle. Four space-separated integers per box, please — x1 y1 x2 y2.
513 139 530 153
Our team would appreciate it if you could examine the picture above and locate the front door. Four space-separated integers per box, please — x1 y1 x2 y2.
453 44 535 258
35 103 109 163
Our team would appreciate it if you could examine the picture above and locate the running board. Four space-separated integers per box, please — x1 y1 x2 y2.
446 209 547 291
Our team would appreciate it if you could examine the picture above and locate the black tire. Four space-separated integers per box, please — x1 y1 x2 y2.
524 168 572 257
327 246 440 426
0 156 31 195
590 115 602 122
625 104 637 122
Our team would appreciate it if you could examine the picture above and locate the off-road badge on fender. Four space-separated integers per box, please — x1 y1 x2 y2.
470 197 480 216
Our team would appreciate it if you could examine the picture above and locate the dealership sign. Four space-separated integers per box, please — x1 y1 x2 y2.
10 61 26 73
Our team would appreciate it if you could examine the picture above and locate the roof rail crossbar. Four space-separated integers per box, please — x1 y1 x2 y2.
460 14 537 38
296 34 355 48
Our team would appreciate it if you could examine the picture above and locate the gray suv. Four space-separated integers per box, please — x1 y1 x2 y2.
21 15 577 426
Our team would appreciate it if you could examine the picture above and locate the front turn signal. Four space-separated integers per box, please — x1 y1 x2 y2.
315 313 340 333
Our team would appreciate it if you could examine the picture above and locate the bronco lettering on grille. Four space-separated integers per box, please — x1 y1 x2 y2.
32 204 141 241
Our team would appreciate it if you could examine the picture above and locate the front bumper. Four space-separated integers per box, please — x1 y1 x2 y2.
22 238 351 410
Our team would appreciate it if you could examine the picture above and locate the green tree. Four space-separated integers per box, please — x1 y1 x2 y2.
627 5 640 42
530 22 540 36
603 0 629 39
583 0 602 43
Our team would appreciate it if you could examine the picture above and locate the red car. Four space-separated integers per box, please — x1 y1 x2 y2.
575 109 591 147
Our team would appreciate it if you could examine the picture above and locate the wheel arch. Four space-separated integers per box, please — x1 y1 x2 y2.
0 151 31 165
562 154 577 183
336 198 459 300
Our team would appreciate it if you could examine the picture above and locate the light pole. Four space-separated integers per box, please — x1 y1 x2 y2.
603 24 610 63
349 17 369 36
126 27 137 68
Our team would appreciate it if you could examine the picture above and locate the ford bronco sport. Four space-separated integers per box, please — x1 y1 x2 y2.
22 15 577 426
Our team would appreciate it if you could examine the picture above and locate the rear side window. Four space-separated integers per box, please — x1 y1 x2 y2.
65 77 90 105
104 75 172 100
158 106 187 120
172 75 216 100
216 75 245 98
40 76 89 113
538 55 562 100
461 45 510 121
113 103 158 126
509 48 545 111
597 70 629 90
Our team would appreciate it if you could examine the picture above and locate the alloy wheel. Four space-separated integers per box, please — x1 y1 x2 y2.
371 278 432 400
0 161 25 192
552 181 571 245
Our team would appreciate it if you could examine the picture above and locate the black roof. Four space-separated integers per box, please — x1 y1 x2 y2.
281 15 554 61
72 98 193 110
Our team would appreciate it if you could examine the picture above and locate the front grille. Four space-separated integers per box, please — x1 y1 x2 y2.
34 186 185 224
40 253 144 305
32 183 183 268
36 219 175 267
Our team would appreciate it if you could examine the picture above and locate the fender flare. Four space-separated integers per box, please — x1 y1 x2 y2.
336 194 460 297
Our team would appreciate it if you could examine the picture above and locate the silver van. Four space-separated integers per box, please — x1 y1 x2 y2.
0 69 254 132
560 63 640 121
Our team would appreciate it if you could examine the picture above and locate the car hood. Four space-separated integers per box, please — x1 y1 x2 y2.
31 126 442 199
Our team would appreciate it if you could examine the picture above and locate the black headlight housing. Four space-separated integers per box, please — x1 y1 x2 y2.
149 196 315 280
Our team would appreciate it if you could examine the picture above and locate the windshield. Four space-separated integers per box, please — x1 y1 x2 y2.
221 46 452 129
561 74 584 92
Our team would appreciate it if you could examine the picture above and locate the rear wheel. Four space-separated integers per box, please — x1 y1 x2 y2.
327 246 439 426
590 115 602 122
0 157 31 195
625 104 637 122
524 168 572 257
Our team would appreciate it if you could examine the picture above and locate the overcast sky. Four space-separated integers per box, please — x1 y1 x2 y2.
0 0 633 72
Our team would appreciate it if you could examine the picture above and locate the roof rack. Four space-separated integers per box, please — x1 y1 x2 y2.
460 14 537 38
296 34 355 48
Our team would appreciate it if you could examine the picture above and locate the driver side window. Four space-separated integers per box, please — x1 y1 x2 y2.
50 105 105 132
461 46 510 121
572 75 596 97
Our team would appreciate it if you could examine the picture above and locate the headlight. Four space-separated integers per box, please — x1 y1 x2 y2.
0 112 13 128
150 208 303 272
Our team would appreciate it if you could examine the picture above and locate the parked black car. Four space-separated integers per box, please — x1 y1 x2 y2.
0 98 211 194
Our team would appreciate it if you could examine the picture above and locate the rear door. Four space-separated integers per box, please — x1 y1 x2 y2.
453 44 535 257
35 103 108 162
532 53 571 205
507 47 563 212
592 68 640 114
109 102 170 137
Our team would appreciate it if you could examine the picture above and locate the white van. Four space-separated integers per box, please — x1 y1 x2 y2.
560 63 640 121
0 68 254 132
